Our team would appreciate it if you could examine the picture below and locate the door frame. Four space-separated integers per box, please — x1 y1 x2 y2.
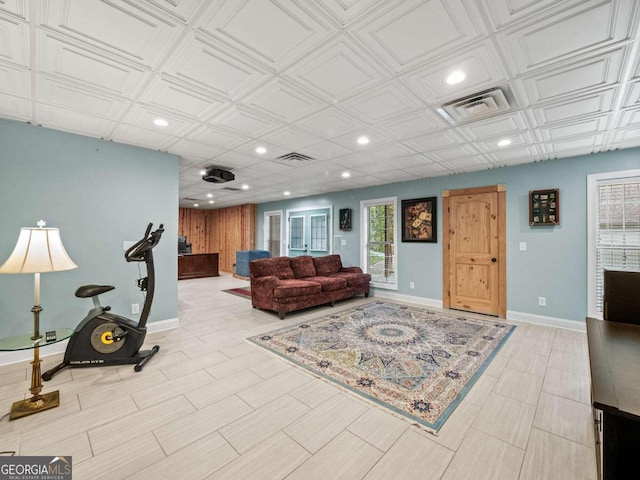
285 205 333 256
442 185 506 317
263 210 284 257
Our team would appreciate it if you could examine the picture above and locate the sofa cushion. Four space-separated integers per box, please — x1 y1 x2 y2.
303 276 347 292
273 279 322 298
330 271 372 287
313 254 343 275
290 255 317 278
250 257 294 280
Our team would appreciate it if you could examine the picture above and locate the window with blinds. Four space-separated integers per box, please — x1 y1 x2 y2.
594 177 640 313
361 197 397 289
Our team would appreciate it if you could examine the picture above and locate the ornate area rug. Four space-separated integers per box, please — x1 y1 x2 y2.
223 286 251 299
247 301 515 433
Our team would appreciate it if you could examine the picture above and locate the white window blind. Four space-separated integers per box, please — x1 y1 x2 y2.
361 197 397 289
595 178 640 312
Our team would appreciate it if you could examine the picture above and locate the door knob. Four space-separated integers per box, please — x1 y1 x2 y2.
491 258 497 262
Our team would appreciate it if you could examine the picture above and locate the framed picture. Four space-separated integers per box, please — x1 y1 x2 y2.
339 208 352 231
402 197 437 242
529 189 559 226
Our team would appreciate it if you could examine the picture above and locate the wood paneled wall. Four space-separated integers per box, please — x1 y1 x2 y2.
179 204 256 273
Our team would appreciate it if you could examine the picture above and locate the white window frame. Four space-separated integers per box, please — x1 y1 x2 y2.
360 196 398 290
587 169 640 318
309 213 328 252
288 215 306 251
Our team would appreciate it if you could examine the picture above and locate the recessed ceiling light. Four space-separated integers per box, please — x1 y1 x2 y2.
199 170 206 176
153 118 169 127
241 184 249 190
284 191 290 196
255 146 267 154
342 172 351 178
446 70 466 85
497 138 512 147
208 200 215 204
357 136 370 145
193 203 199 207
206 193 213 198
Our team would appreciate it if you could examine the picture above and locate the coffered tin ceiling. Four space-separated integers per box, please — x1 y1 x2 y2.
1 0 639 208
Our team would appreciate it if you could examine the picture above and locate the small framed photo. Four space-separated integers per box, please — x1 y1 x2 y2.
529 189 559 226
339 208 352 231
402 197 437 242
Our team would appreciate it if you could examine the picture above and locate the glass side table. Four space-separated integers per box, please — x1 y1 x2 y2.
0 328 73 420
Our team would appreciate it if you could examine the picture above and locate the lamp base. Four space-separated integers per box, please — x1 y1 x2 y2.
9 390 60 420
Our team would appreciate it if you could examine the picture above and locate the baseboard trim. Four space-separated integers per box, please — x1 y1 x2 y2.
372 290 443 309
0 317 180 367
506 310 585 332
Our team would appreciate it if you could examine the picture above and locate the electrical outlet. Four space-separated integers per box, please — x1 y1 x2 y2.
409 282 415 289
538 297 546 307
131 303 140 315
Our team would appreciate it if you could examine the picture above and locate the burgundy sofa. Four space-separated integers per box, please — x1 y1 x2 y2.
249 254 371 319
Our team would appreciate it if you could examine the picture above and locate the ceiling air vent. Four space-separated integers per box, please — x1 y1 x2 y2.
436 87 515 125
221 186 242 191
272 152 316 165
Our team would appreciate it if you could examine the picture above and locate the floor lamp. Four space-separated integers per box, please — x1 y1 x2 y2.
0 220 77 420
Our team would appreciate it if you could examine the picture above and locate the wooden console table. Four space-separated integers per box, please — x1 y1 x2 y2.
587 317 640 480
178 253 219 280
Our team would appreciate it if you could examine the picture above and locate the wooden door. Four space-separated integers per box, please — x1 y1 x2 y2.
443 185 506 317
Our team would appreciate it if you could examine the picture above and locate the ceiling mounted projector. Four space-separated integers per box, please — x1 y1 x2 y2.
202 168 234 183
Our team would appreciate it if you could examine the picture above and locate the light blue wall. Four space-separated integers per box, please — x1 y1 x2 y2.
258 148 640 323
0 119 179 337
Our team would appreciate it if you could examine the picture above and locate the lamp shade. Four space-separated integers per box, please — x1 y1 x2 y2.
0 227 77 274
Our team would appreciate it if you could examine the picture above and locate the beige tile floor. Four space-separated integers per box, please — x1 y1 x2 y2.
0 273 597 479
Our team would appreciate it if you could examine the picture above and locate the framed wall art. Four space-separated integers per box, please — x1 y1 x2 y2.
529 189 559 226
339 208 352 231
402 197 437 242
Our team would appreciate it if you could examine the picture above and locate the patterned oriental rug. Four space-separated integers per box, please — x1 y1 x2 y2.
247 301 515 433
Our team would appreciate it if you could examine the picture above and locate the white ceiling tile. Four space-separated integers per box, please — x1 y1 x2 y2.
498 0 635 75
439 155 494 172
139 76 228 121
233 140 290 161
0 13 29 66
402 161 453 178
196 0 333 70
260 125 324 151
296 107 365 140
367 143 418 160
611 127 640 144
164 33 270 100
403 42 509 104
209 150 262 169
39 34 150 97
0 92 30 120
188 124 248 150
284 36 387 102
339 81 423 124
491 145 542 165
42 0 183 67
519 48 626 104
0 62 29 97
119 104 197 137
299 141 353 161
239 78 326 122
330 129 390 151
480 0 576 31
0 0 27 18
427 144 482 161
529 88 617 126
618 107 640 128
456 112 529 140
167 138 225 160
36 104 117 138
377 110 444 139
622 80 640 108
474 131 536 153
546 134 605 154
110 122 177 150
314 0 384 26
353 0 486 73
38 76 129 119
403 129 468 152
144 0 204 23
213 105 282 136
539 116 609 141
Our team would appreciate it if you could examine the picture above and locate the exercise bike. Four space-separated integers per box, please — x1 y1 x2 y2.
43 223 164 381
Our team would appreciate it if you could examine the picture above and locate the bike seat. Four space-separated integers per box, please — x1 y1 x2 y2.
75 285 115 298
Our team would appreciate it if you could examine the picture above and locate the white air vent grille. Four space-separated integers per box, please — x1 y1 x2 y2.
221 186 242 191
273 152 316 165
436 87 515 125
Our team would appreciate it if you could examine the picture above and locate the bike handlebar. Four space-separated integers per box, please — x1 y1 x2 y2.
125 223 164 262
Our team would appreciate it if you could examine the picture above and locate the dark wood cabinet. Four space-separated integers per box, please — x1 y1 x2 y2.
587 317 640 480
178 253 219 280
